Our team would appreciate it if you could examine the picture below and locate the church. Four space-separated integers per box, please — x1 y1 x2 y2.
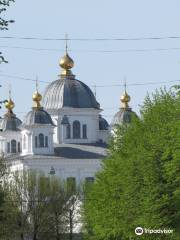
0 49 136 185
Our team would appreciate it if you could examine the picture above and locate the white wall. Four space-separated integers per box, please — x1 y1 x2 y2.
9 157 102 184
98 130 110 143
21 125 54 156
50 107 102 144
0 131 21 155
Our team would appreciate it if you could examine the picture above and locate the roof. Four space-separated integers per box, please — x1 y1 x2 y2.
99 115 109 130
111 108 137 126
0 113 22 132
42 78 100 110
21 107 55 128
6 143 107 160
54 143 107 159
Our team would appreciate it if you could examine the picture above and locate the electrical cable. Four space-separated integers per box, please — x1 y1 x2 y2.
2 45 180 53
2 35 180 41
0 73 179 87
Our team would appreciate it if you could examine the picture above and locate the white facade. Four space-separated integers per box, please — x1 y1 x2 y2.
21 125 54 156
9 155 102 185
7 141 107 186
98 129 110 143
0 131 21 155
49 107 106 144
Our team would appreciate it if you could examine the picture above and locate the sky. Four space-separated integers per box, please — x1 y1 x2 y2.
0 0 180 122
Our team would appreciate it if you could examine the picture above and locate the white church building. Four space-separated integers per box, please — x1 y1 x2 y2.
0 50 136 185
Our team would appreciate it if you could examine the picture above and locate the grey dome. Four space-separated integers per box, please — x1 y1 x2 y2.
21 107 54 128
42 78 100 110
0 113 22 131
111 108 137 126
99 115 109 130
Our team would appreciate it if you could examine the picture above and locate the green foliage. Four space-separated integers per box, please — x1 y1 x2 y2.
0 156 7 214
1 170 80 240
84 87 180 240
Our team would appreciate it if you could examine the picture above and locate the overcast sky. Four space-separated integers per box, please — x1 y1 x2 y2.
0 0 180 122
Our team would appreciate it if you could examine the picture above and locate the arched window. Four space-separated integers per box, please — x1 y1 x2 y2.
23 135 26 149
45 136 48 147
66 124 71 139
73 121 80 139
11 139 16 153
18 142 21 153
83 124 87 139
35 136 38 148
39 133 44 148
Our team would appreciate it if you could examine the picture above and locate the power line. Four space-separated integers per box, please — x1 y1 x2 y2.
2 45 180 53
0 74 49 84
0 73 179 87
0 109 128 115
0 45 64 52
2 35 180 41
91 80 180 87
0 110 130 118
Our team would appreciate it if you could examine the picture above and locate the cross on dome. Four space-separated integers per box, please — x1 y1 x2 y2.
59 34 74 77
32 76 42 109
5 84 15 113
120 78 131 108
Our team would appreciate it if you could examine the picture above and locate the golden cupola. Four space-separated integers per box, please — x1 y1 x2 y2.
59 36 74 78
32 79 42 109
120 90 130 108
59 53 74 77
120 81 131 108
5 88 15 115
5 98 15 113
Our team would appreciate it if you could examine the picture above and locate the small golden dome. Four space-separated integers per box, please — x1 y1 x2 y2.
32 91 42 109
5 98 15 111
59 53 75 77
59 53 74 70
33 91 42 102
121 91 130 103
120 91 130 108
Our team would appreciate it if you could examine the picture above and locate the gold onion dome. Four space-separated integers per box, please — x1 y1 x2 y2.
5 98 15 112
59 53 74 77
59 53 74 69
120 91 130 108
32 91 42 109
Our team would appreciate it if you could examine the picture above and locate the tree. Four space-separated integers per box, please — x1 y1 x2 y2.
5 171 61 240
0 155 9 238
84 87 180 240
0 0 15 63
2 170 81 240
39 176 71 240
41 177 82 240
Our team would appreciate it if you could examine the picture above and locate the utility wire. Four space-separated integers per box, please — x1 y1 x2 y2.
2 45 180 53
0 74 49 83
0 109 129 117
1 36 180 41
0 109 130 114
0 73 179 87
91 80 180 87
